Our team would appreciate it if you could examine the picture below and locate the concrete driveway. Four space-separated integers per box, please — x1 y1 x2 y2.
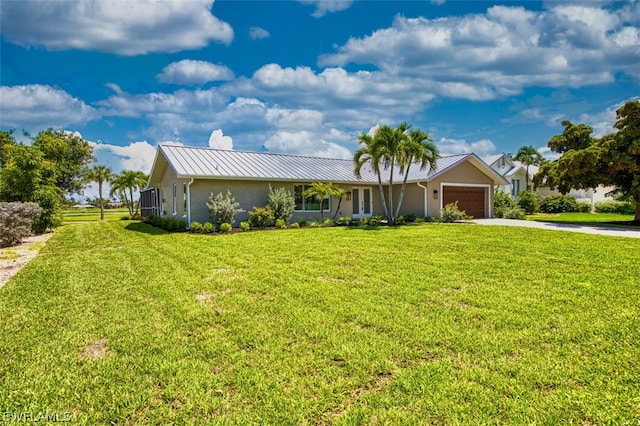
472 218 640 239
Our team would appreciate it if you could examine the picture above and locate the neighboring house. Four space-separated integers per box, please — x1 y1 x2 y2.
485 153 614 203
141 145 509 225
484 154 533 197
537 186 615 204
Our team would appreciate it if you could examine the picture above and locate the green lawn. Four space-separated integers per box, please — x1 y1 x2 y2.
1 222 639 424
528 212 636 227
62 208 130 223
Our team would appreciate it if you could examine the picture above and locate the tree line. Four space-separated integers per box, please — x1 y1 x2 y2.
0 129 148 231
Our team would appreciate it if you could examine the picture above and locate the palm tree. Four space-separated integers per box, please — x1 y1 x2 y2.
394 129 439 218
303 182 337 220
87 165 113 221
354 131 390 221
355 123 418 224
110 170 148 216
513 145 544 190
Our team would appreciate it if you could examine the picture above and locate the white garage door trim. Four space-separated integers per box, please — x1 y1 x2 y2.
440 182 493 218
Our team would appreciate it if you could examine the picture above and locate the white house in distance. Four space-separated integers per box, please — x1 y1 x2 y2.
485 153 614 204
484 154 531 197
141 145 509 225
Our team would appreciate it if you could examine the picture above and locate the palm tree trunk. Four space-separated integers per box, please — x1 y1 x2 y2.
332 197 343 221
128 187 135 216
394 164 412 218
387 156 395 223
525 164 530 190
635 195 640 223
376 174 390 221
98 180 105 221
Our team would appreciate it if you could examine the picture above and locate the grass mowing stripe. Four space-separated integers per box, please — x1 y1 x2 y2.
0 221 638 423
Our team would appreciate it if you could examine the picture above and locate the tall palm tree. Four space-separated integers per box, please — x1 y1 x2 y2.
110 170 148 216
87 165 113 221
375 123 410 223
394 129 439 218
354 132 391 221
513 145 544 190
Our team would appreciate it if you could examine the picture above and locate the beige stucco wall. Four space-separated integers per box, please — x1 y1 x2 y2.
189 179 359 224
157 166 190 220
425 161 495 218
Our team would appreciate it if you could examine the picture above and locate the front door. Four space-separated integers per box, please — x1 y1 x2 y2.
352 187 372 218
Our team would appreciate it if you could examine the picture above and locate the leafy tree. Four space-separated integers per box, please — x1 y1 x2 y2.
87 165 113 221
534 100 640 222
0 130 17 167
110 171 148 216
32 129 94 195
513 145 544 190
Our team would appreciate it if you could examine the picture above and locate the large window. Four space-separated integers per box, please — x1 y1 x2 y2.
172 183 177 215
511 179 520 196
294 184 330 211
183 183 187 217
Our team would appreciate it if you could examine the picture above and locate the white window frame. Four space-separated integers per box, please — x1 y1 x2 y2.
182 183 187 218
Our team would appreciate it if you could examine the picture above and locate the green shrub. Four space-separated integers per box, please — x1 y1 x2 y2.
289 222 300 229
202 222 215 234
320 218 334 227
440 202 466 223
503 207 526 220
219 222 232 233
395 216 406 225
120 215 130 220
369 215 383 226
248 206 274 228
267 186 296 224
296 219 307 227
189 221 203 233
147 215 187 232
517 190 541 214
240 221 250 232
576 201 592 212
30 186 62 233
494 189 518 218
415 217 426 223
594 200 635 215
540 194 578 213
275 218 287 229
207 190 243 230
336 217 352 225
307 221 320 228
0 202 42 247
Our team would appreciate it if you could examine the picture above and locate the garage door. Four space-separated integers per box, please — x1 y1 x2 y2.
443 186 486 218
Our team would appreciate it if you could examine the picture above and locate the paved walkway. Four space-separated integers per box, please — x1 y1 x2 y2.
472 218 640 239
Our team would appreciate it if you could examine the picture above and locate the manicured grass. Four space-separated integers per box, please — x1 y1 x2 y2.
62 208 130 223
1 222 639 423
528 212 636 227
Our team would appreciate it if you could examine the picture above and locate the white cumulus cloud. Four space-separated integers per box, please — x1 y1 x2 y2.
0 85 98 129
437 137 497 156
249 27 270 40
299 0 353 17
0 0 233 55
91 141 157 173
208 129 233 149
157 60 234 85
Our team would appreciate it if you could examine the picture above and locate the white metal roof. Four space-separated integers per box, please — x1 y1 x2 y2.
150 145 507 185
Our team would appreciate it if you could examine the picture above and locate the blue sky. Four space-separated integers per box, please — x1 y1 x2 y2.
1 0 639 187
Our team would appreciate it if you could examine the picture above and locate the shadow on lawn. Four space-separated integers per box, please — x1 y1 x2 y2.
124 222 169 235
